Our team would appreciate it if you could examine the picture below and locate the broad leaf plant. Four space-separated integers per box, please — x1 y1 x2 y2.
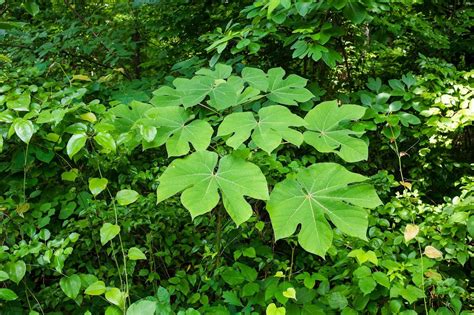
102 63 381 257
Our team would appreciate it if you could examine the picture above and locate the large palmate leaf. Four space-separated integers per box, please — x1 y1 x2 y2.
108 101 155 133
303 100 368 162
267 163 382 257
150 64 231 108
267 68 314 105
151 64 259 110
217 105 306 153
241 67 314 106
106 100 158 149
157 151 269 226
144 106 213 156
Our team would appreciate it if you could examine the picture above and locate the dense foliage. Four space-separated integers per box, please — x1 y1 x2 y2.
0 1 472 314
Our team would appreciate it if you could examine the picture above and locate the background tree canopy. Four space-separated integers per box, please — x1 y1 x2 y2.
0 0 472 314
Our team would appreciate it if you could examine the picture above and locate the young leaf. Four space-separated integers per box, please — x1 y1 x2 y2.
267 163 382 256
100 223 121 245
60 274 81 299
157 151 269 226
89 178 108 196
282 287 297 300
67 133 87 158
128 247 146 260
266 68 314 105
266 303 286 315
13 119 34 143
218 105 306 154
85 281 106 295
304 100 368 162
116 189 139 206
0 288 18 301
144 106 213 156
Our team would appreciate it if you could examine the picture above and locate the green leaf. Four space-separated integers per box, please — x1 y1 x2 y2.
218 105 306 153
304 101 368 162
116 189 139 206
127 300 157 315
242 67 268 91
0 271 9 281
358 277 376 295
7 92 30 111
100 223 121 245
467 216 474 238
13 119 34 144
105 306 123 315
109 101 155 133
0 288 18 301
266 303 286 315
222 269 245 285
372 272 390 288
151 86 182 107
208 76 246 110
267 68 314 105
67 133 87 158
267 163 381 256
94 132 116 153
173 76 214 107
23 0 40 16
84 281 106 295
6 260 26 284
242 283 260 297
157 151 269 226
400 285 424 304
60 274 81 299
144 106 213 156
105 288 126 309
268 0 280 16
89 178 108 196
343 1 367 24
328 291 348 310
222 291 243 306
128 247 146 260
348 249 378 265
61 169 79 182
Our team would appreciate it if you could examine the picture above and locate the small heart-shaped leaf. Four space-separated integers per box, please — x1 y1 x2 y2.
282 287 296 300
128 247 146 260
89 178 108 196
100 223 120 245
266 303 286 315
